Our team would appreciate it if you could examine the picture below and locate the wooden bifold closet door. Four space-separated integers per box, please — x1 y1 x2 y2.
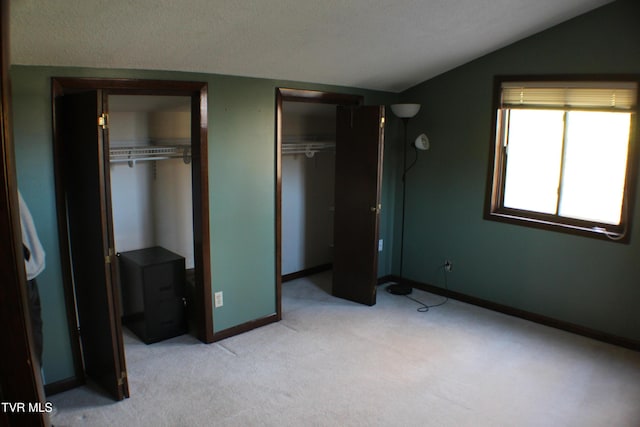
59 90 129 401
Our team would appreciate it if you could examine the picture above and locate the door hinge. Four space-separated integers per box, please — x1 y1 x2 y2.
370 204 382 214
105 247 114 264
380 116 385 128
98 113 109 129
117 371 127 386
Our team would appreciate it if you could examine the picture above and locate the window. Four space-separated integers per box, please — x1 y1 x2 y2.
485 77 639 242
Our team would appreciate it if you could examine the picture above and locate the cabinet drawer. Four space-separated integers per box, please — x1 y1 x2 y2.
145 299 186 343
143 263 185 304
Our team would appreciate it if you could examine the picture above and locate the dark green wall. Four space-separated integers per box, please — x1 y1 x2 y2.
11 66 400 384
398 0 640 342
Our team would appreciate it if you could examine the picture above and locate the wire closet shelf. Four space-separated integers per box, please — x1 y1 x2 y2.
109 145 191 167
282 136 335 158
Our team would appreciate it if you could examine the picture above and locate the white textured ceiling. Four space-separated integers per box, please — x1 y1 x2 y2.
11 0 612 93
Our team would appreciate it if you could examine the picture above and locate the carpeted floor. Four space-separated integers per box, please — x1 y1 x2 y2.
49 272 640 426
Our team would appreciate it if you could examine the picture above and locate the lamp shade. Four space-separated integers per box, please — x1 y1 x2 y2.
390 103 420 119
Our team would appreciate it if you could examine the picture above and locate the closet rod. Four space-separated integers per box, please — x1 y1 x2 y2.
282 141 334 158
111 156 176 163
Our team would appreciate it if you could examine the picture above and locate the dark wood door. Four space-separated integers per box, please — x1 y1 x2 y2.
0 0 49 425
332 105 385 306
60 91 129 400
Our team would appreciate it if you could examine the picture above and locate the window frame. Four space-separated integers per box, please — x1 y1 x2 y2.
484 75 640 243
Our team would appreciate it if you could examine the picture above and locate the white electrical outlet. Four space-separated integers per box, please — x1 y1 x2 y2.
378 239 383 252
214 291 223 308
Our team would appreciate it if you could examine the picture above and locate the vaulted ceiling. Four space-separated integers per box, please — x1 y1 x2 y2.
11 0 612 93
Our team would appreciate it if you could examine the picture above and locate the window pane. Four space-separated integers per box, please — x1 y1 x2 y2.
559 112 631 224
503 110 565 214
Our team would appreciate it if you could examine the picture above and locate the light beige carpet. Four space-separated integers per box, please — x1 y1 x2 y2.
49 272 640 426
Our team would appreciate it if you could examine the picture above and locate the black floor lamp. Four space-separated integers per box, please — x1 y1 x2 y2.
386 103 430 295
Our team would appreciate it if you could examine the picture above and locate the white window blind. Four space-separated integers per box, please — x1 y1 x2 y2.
501 81 638 111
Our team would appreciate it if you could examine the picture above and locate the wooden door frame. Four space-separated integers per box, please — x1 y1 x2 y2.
51 77 213 394
0 0 49 425
275 88 363 318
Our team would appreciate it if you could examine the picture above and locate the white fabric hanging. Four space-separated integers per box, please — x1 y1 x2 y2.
19 191 46 280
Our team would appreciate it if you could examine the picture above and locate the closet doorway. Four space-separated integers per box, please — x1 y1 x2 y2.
275 88 385 314
52 78 212 401
280 101 337 281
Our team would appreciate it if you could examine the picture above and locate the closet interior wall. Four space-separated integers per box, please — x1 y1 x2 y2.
282 102 336 276
108 96 194 269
